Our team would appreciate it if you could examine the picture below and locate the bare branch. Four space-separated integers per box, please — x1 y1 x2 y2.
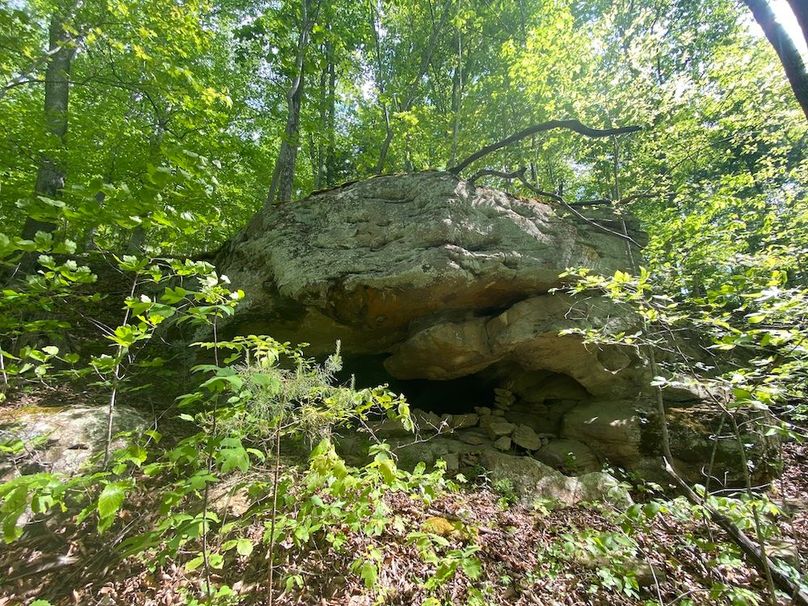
449 119 642 175
468 165 642 247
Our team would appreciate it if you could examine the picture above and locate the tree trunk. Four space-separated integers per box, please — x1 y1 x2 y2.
375 108 394 175
449 31 463 167
0 0 84 103
308 132 320 190
744 0 808 121
786 0 808 48
266 0 319 206
126 119 165 254
372 0 454 174
313 61 327 190
325 39 337 187
21 13 75 242
275 75 304 204
369 1 391 176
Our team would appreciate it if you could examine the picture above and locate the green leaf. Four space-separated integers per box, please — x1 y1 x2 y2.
217 442 250 474
161 286 190 304
358 560 377 588
1 485 28 543
378 458 396 485
461 556 482 579
97 481 129 531
236 538 254 556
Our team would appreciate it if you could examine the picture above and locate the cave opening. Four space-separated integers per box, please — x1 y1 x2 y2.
336 353 601 474
337 353 591 427
337 354 496 415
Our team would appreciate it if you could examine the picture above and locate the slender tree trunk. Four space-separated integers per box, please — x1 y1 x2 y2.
744 0 808 121
308 132 321 190
376 108 394 175
372 0 454 174
517 0 528 45
275 75 304 203
313 64 326 190
325 39 337 186
0 0 83 103
369 0 392 175
127 121 164 253
266 0 319 206
449 31 463 167
83 188 106 251
21 13 75 243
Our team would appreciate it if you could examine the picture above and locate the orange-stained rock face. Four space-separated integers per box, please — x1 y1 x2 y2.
217 171 645 365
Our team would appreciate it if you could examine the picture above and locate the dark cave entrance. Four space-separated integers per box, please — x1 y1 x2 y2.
337 353 595 440
336 354 601 474
338 354 496 415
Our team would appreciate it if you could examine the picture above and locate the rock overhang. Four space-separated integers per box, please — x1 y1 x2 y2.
217 171 644 364
215 171 775 484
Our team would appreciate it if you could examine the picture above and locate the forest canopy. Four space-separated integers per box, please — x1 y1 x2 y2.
0 0 804 253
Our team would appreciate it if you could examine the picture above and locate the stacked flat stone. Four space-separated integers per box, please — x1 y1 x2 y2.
511 425 541 451
493 388 515 411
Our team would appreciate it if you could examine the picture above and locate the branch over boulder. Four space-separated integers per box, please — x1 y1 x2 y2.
448 119 642 175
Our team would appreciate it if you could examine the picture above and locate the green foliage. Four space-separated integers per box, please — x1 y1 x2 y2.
1 0 807 603
0 324 451 601
492 477 518 509
561 257 807 440
542 526 642 598
407 529 482 593
2 0 796 244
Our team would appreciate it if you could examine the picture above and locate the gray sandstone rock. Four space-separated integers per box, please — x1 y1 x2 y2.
480 449 631 507
562 400 644 467
442 452 460 472
493 436 512 451
0 404 148 479
216 171 775 485
218 171 644 376
535 438 600 473
448 413 479 429
487 420 515 438
478 415 495 432
511 424 541 451
458 432 486 445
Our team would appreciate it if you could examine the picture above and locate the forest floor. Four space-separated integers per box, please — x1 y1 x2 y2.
1 424 806 606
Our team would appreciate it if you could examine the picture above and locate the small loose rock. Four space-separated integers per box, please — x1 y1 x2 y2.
493 436 512 451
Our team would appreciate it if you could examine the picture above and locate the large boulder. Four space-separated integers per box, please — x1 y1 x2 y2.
535 438 601 474
217 171 643 359
562 400 645 466
0 404 148 479
479 449 631 507
216 171 774 485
